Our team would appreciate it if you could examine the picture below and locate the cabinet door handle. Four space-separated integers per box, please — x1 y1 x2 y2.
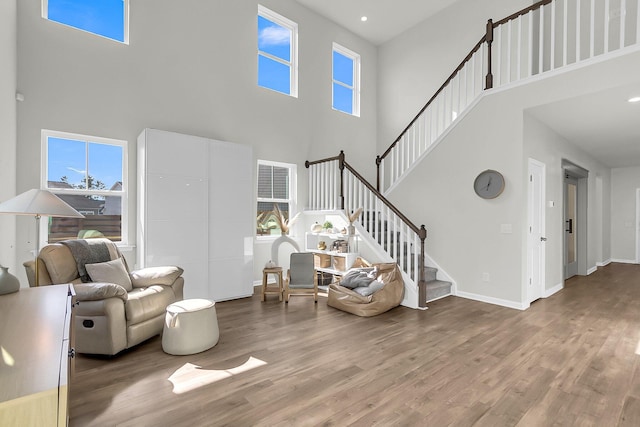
68 348 76 359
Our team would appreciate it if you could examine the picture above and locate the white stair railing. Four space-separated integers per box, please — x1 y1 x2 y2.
307 152 427 308
378 0 640 193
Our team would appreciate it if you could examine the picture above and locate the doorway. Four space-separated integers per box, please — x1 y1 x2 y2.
564 176 578 278
563 161 588 280
527 158 546 303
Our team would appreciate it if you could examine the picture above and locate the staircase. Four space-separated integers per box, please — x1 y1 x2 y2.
306 152 452 309
359 209 453 303
306 0 640 309
376 0 640 193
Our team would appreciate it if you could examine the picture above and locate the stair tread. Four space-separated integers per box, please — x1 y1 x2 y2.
425 279 451 289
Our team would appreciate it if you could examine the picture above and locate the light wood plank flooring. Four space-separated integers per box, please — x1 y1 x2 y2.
70 263 640 426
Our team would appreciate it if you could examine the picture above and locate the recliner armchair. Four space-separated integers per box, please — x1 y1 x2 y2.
24 238 184 355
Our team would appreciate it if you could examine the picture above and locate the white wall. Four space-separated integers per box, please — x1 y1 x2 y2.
611 167 640 262
16 0 377 283
376 0 532 153
0 0 17 277
523 114 612 291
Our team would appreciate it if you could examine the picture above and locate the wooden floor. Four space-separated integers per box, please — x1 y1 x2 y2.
70 263 640 426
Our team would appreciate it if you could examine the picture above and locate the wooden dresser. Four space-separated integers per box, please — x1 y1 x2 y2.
0 284 75 426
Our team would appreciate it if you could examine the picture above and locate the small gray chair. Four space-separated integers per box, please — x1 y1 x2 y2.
284 252 318 303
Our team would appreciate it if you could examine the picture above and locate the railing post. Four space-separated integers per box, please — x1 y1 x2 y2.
485 19 494 89
418 225 427 308
375 155 382 192
338 151 345 210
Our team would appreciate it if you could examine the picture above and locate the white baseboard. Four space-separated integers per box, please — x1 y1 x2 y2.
597 259 612 267
456 290 528 311
544 282 563 298
587 266 597 275
610 258 638 264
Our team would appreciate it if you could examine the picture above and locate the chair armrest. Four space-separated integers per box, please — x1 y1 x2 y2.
129 266 184 288
74 282 128 302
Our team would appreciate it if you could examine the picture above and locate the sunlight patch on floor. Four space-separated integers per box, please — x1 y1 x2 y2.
168 356 267 394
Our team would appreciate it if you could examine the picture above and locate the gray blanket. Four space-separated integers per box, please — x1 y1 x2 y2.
61 239 111 282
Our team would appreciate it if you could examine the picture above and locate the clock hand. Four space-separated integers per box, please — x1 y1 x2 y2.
485 177 492 191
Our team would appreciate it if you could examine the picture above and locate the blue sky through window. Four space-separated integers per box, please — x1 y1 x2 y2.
333 50 355 115
48 137 123 190
258 14 292 95
47 0 126 43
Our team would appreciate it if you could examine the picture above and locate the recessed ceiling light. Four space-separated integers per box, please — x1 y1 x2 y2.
629 96 640 103
361 16 368 22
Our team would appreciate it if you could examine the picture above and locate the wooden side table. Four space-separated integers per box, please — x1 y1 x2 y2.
262 267 283 302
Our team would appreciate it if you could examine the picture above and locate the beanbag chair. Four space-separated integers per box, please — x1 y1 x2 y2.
327 260 404 317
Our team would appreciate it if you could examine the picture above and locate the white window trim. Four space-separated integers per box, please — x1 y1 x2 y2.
41 0 130 45
41 129 129 246
332 42 361 117
258 5 298 98
256 159 297 240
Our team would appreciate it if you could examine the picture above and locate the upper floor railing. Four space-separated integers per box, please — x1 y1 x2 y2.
377 0 640 192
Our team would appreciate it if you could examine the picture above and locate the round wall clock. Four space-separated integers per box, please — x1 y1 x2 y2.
474 169 505 199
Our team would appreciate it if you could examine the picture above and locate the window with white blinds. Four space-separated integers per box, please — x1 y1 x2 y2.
256 160 296 237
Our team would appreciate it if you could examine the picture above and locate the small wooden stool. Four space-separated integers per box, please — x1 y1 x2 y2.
262 267 283 302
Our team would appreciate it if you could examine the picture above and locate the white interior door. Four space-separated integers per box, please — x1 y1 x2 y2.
527 159 546 303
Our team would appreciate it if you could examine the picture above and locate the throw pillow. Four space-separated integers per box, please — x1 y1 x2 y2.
340 267 377 289
353 280 385 297
85 257 133 292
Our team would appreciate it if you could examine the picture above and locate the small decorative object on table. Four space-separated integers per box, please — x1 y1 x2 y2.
317 241 327 251
311 222 323 233
345 206 363 235
265 260 276 269
322 221 333 233
0 265 20 295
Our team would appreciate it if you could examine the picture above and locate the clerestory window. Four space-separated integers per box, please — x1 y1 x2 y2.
332 43 361 116
42 0 129 44
258 5 298 97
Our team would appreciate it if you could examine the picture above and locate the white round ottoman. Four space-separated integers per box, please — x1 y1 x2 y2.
162 299 219 355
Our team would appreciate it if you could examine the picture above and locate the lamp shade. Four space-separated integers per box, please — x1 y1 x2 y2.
0 189 85 218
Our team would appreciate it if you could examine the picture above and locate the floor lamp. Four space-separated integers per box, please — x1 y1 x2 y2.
0 189 84 286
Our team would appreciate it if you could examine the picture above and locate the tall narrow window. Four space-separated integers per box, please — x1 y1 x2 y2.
332 43 361 116
256 161 296 237
42 0 129 44
42 130 128 244
258 5 298 97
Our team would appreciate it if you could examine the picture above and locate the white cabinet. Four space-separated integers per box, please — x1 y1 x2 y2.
305 232 358 276
137 129 253 301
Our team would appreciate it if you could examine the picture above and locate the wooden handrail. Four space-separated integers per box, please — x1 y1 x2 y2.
377 0 558 190
493 0 552 27
379 35 486 162
343 161 423 237
305 154 342 168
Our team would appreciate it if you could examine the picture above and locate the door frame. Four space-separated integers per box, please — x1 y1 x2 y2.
562 160 588 278
636 188 640 264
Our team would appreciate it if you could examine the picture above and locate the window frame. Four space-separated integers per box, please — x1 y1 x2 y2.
257 5 299 98
41 129 129 246
332 42 361 117
256 160 297 239
41 0 130 45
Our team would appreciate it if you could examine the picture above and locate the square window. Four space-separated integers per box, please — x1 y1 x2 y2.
43 131 127 244
43 0 129 44
258 6 298 97
257 161 296 237
332 43 361 116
